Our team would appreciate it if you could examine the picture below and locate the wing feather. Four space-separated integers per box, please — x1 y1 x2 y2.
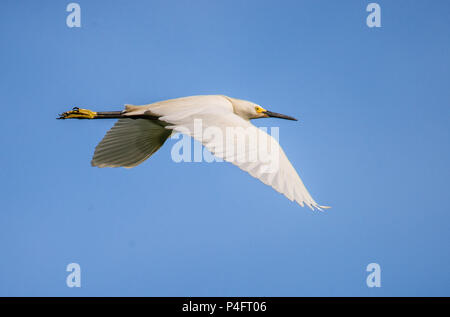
156 100 327 210
92 118 172 168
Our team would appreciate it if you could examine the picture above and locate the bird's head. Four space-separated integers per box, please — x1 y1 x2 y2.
229 97 297 121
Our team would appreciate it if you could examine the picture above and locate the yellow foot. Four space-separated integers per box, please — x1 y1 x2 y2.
58 107 97 119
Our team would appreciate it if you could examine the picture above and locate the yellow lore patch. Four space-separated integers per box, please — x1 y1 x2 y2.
255 106 267 113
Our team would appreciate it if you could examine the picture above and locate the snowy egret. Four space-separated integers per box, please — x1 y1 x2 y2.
58 95 329 210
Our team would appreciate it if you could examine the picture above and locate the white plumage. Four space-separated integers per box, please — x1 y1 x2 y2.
61 95 329 210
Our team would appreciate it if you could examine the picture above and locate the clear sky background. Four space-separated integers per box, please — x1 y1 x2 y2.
0 0 449 296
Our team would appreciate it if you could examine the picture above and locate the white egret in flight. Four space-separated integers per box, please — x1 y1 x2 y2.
58 95 329 210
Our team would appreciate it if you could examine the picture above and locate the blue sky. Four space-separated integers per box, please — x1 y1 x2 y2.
0 0 449 296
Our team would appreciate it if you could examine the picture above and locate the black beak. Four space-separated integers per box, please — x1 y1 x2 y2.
264 110 298 121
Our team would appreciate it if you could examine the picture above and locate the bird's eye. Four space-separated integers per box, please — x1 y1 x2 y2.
255 106 263 113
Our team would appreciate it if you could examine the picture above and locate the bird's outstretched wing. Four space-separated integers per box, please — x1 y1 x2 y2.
92 118 172 168
157 103 328 210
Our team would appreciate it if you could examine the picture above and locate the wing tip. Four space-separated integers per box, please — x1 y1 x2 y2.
299 201 331 211
315 204 331 212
